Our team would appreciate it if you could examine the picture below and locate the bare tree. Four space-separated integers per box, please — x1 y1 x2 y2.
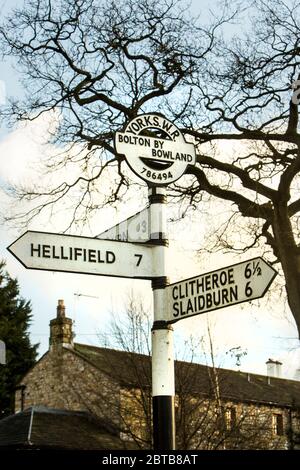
177 0 300 336
64 298 286 450
0 0 226 229
97 297 153 447
1 0 300 335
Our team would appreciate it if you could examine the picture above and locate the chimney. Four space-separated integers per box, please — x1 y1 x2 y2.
294 369 300 381
49 300 74 350
266 358 282 378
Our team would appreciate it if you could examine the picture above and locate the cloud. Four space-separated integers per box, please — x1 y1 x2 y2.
0 111 58 182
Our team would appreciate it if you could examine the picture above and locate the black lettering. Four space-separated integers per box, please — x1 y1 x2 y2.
131 122 140 133
186 299 194 315
189 280 196 296
206 293 212 308
196 277 204 294
212 273 219 289
183 283 188 298
179 284 185 299
31 243 41 257
136 118 145 130
88 249 96 262
228 268 234 284
42 245 51 258
144 115 152 126
198 295 205 310
179 301 186 316
97 250 104 263
205 275 211 291
219 270 227 285
230 285 238 302
172 286 178 300
173 302 179 317
134 254 142 266
106 251 115 263
153 115 160 127
52 246 59 259
213 290 221 306
126 125 134 134
162 120 172 133
74 247 82 260
222 288 229 304
140 137 150 146
60 246 68 260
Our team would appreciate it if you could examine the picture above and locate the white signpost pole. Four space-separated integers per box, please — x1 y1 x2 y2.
149 186 175 450
114 113 194 451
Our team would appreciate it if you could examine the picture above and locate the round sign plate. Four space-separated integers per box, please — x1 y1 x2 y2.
114 113 196 186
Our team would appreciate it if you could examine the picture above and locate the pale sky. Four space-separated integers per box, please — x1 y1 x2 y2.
0 0 299 379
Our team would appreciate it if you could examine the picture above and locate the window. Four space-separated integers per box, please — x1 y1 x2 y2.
272 413 284 436
225 407 237 431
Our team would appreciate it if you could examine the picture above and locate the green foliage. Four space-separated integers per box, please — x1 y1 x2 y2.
0 261 38 418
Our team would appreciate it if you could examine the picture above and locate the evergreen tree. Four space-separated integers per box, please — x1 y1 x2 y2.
0 261 38 418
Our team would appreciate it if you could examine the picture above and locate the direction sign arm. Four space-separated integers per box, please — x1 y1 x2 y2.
166 257 277 323
6 231 159 280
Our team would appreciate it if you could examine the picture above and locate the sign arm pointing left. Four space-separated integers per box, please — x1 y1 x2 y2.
7 230 162 280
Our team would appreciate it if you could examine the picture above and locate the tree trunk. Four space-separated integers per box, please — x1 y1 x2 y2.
272 202 300 338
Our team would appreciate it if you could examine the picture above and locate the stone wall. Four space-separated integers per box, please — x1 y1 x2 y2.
15 346 121 428
120 387 152 448
175 395 298 450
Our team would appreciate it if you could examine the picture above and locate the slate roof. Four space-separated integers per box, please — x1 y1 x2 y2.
74 343 300 408
0 406 127 450
74 343 152 388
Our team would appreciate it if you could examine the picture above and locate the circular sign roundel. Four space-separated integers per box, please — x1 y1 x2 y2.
114 113 196 186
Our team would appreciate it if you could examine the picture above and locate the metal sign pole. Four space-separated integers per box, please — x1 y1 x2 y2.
149 186 175 450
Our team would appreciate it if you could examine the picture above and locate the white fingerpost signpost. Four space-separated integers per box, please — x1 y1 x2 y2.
115 113 196 450
7 112 278 451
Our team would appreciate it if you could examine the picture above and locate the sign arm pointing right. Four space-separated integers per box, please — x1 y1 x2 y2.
166 257 277 323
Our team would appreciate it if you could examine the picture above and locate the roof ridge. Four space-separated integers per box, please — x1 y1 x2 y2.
74 342 148 358
24 406 92 416
74 343 300 385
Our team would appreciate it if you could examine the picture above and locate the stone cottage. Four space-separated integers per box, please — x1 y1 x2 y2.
8 300 300 450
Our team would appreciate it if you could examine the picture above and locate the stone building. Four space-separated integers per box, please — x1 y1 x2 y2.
5 300 300 450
